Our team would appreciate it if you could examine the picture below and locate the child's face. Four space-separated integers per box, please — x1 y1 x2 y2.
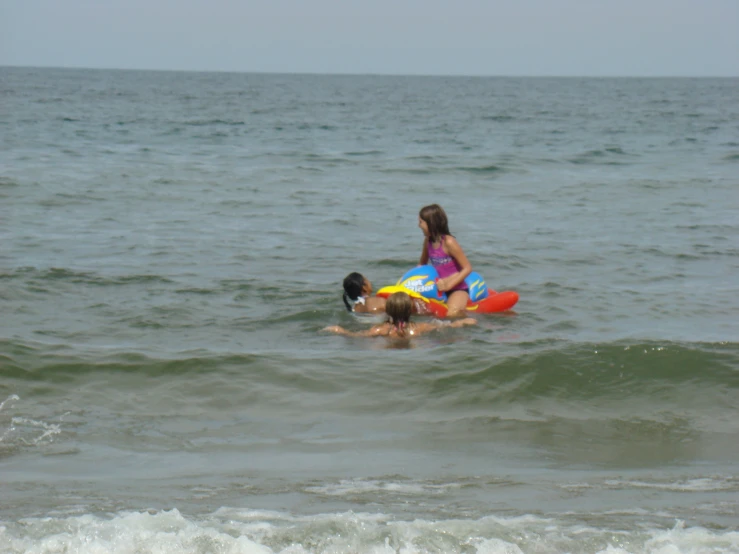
418 217 429 236
362 278 373 295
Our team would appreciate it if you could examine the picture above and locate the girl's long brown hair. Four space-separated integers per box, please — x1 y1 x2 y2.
419 204 451 243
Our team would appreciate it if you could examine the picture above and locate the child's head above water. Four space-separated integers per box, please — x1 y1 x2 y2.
385 291 412 328
342 272 372 311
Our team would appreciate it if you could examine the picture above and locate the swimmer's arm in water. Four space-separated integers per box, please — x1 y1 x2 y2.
323 319 475 338
322 324 390 337
412 318 477 335
450 317 477 328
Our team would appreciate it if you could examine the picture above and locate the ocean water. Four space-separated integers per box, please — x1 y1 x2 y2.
1 67 738 553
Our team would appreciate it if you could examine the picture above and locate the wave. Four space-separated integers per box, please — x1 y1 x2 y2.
344 149 385 156
0 266 174 287
3 337 736 395
1 508 737 554
184 119 246 126
3 337 736 462
380 163 508 175
455 164 505 173
0 177 20 188
0 394 64 458
461 340 739 393
302 153 356 165
0 341 262 380
481 114 517 122
568 147 638 165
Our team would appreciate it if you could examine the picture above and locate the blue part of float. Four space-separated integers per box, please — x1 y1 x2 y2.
465 271 489 302
396 265 446 301
396 265 490 302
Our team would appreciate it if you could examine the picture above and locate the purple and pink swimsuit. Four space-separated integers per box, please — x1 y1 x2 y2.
428 236 468 292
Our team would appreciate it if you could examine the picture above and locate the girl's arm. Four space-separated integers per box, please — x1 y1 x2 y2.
449 317 477 328
411 322 439 335
419 237 429 265
412 318 477 335
323 324 389 337
436 235 472 291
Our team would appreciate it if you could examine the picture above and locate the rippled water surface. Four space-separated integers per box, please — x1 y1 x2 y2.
1 68 738 553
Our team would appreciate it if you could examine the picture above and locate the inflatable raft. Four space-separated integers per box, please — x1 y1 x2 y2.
376 265 518 318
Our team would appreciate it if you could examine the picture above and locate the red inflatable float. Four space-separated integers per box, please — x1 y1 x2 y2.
376 265 518 318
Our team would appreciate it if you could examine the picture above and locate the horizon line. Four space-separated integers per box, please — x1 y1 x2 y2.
2 63 737 80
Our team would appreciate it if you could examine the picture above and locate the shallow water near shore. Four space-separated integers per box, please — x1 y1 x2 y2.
1 67 738 553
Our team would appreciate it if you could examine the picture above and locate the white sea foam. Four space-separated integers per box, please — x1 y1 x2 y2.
603 476 738 493
0 394 20 412
0 395 21 444
561 476 738 494
2 510 738 554
304 478 460 496
10 416 63 444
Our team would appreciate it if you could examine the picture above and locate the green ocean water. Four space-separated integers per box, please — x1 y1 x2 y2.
1 67 738 553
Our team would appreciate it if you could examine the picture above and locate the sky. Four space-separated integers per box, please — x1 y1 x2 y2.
1 0 738 77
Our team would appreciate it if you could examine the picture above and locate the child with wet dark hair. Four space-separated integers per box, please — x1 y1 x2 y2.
342 272 387 314
342 272 432 316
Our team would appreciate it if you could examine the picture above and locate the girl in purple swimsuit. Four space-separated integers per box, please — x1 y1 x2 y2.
417 204 473 317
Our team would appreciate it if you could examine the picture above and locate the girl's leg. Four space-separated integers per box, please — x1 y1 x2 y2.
446 290 470 318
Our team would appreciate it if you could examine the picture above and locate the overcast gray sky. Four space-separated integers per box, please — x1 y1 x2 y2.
1 0 737 76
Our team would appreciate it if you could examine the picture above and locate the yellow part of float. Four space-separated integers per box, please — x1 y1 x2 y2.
377 285 442 306
377 285 519 317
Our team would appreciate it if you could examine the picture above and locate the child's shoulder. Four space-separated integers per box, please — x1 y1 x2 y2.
443 234 462 248
365 296 386 313
369 323 392 336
